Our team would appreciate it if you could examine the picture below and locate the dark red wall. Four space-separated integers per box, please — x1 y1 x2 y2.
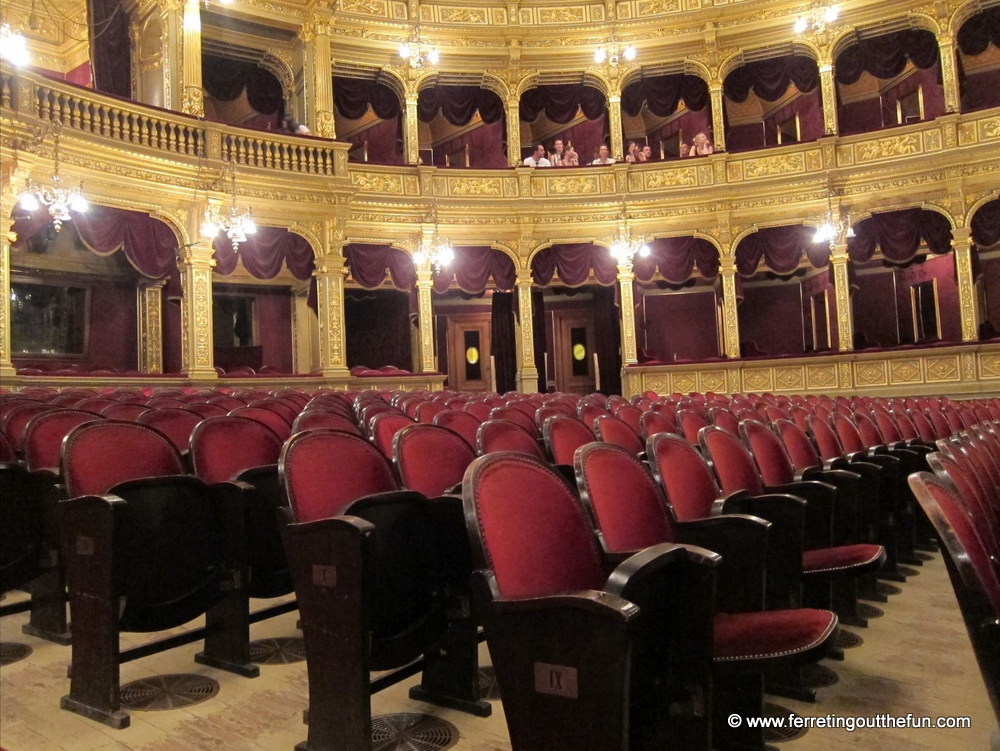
255 288 294 372
642 290 719 362
89 278 138 371
738 282 803 356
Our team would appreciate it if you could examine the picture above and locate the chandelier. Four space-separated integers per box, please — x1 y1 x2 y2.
399 27 439 69
608 226 650 267
595 32 636 67
201 161 256 251
812 208 855 246
413 234 454 274
17 121 89 232
1 22 29 67
794 6 838 34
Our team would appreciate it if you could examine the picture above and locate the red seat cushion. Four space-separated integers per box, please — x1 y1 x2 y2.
713 608 837 662
802 544 885 575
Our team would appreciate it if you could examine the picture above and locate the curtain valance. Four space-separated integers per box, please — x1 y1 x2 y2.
835 30 939 85
634 237 720 283
622 74 710 117
345 244 416 290
433 246 516 294
418 86 504 125
531 243 617 286
735 225 828 276
724 55 819 103
520 85 607 124
213 227 314 280
847 208 953 263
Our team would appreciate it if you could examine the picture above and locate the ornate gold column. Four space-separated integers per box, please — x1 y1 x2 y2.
314 225 349 377
404 92 420 165
0 213 15 381
301 15 336 138
292 281 318 374
506 95 521 167
830 245 854 351
710 81 726 152
180 0 204 117
937 31 960 114
414 253 436 373
953 226 979 341
819 60 839 135
159 0 183 111
515 270 539 393
608 89 624 160
137 279 166 373
618 264 638 365
177 243 216 378
719 257 741 358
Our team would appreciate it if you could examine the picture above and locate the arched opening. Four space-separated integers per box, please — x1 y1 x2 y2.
519 84 609 164
334 77 404 165
957 7 1000 113
621 73 711 161
202 53 286 131
417 86 506 168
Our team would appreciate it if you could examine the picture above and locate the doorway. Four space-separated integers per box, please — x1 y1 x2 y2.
552 310 596 394
446 313 493 392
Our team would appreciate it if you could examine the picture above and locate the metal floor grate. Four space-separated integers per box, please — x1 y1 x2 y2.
835 629 864 649
763 702 809 743
249 637 307 665
120 674 220 711
877 582 903 597
801 663 840 689
857 603 884 620
0 642 32 666
371 713 459 751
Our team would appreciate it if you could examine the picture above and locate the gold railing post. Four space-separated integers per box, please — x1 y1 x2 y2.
0 212 15 381
608 89 624 160
506 96 521 167
937 31 960 114
819 62 839 135
314 224 349 377
710 82 726 153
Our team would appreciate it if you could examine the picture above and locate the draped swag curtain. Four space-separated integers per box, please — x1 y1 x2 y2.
433 247 516 294
847 208 954 263
958 7 1000 55
202 54 285 115
490 292 516 394
724 55 819 102
334 78 401 120
958 8 1000 112
212 227 314 280
735 225 828 276
12 206 178 278
634 237 720 283
531 244 617 286
344 244 416 290
834 30 940 84
622 74 710 117
972 199 1000 248
418 86 504 125
88 0 131 98
520 84 607 123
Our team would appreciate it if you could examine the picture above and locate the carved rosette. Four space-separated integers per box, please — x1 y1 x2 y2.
952 229 979 341
830 250 854 351
617 265 638 365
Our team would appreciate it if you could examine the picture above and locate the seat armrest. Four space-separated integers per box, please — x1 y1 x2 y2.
765 480 836 550
800 468 863 544
675 515 769 612
59 494 127 601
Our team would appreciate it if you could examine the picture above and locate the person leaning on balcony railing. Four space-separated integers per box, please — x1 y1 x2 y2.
523 144 551 167
687 132 713 157
282 115 310 135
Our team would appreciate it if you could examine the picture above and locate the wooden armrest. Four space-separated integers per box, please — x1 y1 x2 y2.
675 514 769 612
765 480 836 549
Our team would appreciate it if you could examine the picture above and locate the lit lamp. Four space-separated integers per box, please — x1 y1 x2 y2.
398 27 439 68
413 234 454 274
0 22 29 67
608 226 650 268
17 121 89 232
595 32 636 67
812 211 855 247
201 161 256 251
794 6 838 34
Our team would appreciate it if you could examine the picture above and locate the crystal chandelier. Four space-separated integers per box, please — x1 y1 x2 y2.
413 234 454 274
398 27 439 69
201 161 256 251
17 121 89 232
608 226 650 267
595 31 636 67
0 22 29 67
813 200 855 246
794 6 838 34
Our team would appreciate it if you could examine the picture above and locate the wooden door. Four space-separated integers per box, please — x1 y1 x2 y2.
553 311 596 395
447 313 493 393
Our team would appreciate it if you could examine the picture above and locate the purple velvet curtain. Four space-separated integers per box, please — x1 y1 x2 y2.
835 30 939 84
335 78 401 120
622 74 709 117
724 55 819 103
520 85 607 123
418 86 503 125
958 7 1000 55
344 244 416 290
847 208 954 263
593 286 622 395
633 237 720 283
345 289 412 369
212 226 314 280
531 290 547 392
87 0 131 98
432 246 516 294
972 199 1000 248
490 292 516 393
736 225 828 276
202 54 284 115
531 243 618 286
12 206 178 278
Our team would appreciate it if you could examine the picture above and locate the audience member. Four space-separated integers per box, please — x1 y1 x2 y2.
523 144 551 167
550 139 567 167
591 144 615 165
563 142 579 166
688 132 714 157
624 141 639 163
282 115 310 135
639 145 653 162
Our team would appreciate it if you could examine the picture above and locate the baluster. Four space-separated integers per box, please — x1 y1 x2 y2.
81 102 92 132
0 75 10 109
167 122 177 152
305 148 315 174
70 98 81 129
37 86 52 120
139 117 149 147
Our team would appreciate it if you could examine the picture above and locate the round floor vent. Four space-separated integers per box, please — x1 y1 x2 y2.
762 702 808 743
249 637 307 665
371 713 459 751
857 603 884 620
896 566 920 578
877 582 903 597
120 674 220 711
0 642 32 666
801 663 840 689
835 629 864 649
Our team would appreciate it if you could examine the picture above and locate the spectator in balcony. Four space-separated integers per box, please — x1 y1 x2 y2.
523 144 551 167
282 115 310 135
591 144 616 165
563 142 579 166
639 144 653 162
688 132 714 157
624 141 640 163
550 139 567 166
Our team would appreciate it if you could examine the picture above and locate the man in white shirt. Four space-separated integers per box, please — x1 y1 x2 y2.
523 144 551 167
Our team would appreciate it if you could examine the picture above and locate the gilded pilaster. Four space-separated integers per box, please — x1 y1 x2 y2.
301 15 336 138
314 226 349 377
830 247 854 351
819 62 838 135
953 227 979 341
415 255 436 373
405 94 420 165
180 0 204 117
505 96 521 167
710 82 726 152
618 264 638 365
177 243 217 378
137 279 166 374
937 32 960 114
719 257 741 358
515 270 538 393
292 282 318 374
159 0 183 111
608 90 624 160
0 214 15 381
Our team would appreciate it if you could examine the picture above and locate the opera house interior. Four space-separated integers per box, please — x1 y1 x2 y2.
1 0 1000 748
